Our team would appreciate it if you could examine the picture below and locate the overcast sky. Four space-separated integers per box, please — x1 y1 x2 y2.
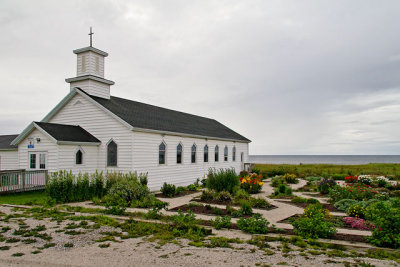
1 0 400 155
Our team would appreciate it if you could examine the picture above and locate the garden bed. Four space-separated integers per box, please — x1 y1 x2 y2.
154 190 198 198
190 198 278 211
278 214 372 232
276 200 340 212
170 204 253 218
198 219 368 243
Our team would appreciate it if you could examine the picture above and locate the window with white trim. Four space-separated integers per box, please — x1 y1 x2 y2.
232 146 236 161
224 146 228 161
191 144 196 163
76 149 83 165
215 145 219 162
107 140 117 167
177 143 183 164
204 145 208 162
29 152 47 170
159 142 166 164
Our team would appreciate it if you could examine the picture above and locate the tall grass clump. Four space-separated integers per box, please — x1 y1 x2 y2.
206 168 239 193
46 171 147 203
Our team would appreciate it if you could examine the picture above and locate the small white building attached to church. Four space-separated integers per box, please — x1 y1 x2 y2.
0 41 250 191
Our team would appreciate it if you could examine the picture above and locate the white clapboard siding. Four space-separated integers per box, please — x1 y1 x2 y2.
57 145 99 174
68 80 110 99
0 150 19 170
77 51 105 77
18 129 58 172
49 94 133 171
132 131 249 191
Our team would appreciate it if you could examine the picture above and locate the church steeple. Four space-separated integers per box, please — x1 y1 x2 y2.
65 28 114 99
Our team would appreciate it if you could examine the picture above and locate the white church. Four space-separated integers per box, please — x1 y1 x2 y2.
0 33 250 191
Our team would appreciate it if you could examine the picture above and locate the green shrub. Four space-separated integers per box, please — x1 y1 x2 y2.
347 203 365 219
365 199 400 248
239 200 253 216
233 189 249 203
249 197 271 209
215 191 232 202
283 174 298 184
211 216 232 230
206 168 239 193
200 190 214 201
160 183 176 197
318 178 336 195
271 177 284 187
274 184 292 196
104 175 150 214
292 204 337 239
334 199 359 211
237 214 270 234
331 174 347 180
291 196 320 204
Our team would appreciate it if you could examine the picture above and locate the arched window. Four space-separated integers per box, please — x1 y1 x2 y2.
204 145 209 162
224 146 228 161
76 149 83 165
177 143 183 164
241 152 244 162
215 145 219 162
107 140 117 166
232 146 236 162
191 144 196 163
159 142 166 164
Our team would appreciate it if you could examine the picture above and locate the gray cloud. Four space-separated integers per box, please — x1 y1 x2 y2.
1 0 400 155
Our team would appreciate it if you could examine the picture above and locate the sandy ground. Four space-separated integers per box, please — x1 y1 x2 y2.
0 235 397 267
0 180 398 267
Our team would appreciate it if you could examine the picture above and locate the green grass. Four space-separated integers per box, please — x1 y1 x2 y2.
0 190 47 205
256 163 400 178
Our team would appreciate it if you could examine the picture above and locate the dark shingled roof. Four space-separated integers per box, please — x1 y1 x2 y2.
82 90 250 142
0 135 18 150
35 122 100 143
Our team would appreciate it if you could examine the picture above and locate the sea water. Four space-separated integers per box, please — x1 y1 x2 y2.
249 155 400 165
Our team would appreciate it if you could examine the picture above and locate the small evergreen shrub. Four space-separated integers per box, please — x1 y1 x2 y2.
160 183 176 197
239 200 253 216
271 177 284 187
274 184 292 196
291 196 320 204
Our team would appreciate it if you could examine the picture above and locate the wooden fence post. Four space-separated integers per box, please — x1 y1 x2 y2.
22 170 26 192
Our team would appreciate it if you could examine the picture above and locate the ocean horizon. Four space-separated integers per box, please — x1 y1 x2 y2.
249 155 400 165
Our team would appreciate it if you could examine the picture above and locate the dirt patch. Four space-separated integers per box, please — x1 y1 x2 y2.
276 200 340 212
154 190 198 198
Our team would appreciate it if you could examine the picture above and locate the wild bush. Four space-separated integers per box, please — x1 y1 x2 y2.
347 203 365 219
237 214 270 234
206 168 239 193
291 196 320 204
293 204 336 239
318 178 336 195
249 197 271 209
283 174 298 184
365 199 400 248
274 184 292 196
211 216 232 230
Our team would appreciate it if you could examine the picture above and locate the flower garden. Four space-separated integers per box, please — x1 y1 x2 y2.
0 165 399 265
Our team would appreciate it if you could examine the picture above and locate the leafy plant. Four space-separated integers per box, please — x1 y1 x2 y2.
334 199 359 211
283 174 298 184
249 197 271 209
237 214 270 234
239 173 264 194
211 216 232 230
215 191 232 202
160 183 176 197
365 199 400 248
200 190 214 201
239 200 253 215
274 184 292 196
291 196 320 204
318 178 336 195
206 168 239 193
347 203 365 219
292 204 337 239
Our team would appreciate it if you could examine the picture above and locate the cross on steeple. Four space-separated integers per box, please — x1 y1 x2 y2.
88 27 94 47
